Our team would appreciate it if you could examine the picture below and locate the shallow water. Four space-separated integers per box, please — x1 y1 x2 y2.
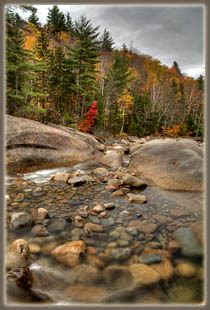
6 155 204 305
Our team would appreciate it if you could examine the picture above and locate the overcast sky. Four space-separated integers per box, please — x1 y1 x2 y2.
20 5 205 78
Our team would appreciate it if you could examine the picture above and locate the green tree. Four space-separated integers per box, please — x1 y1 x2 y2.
172 61 182 76
47 6 67 34
100 29 114 52
67 16 100 118
28 10 41 28
66 12 74 35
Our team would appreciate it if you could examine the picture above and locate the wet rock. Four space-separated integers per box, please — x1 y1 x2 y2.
127 193 147 204
153 214 168 224
146 242 162 249
78 205 89 218
129 264 160 286
174 227 203 257
101 217 115 227
93 205 105 213
111 248 131 261
168 240 181 254
150 259 174 280
47 218 66 233
7 267 33 290
122 174 147 188
64 285 107 303
10 212 32 230
139 254 162 265
67 175 94 186
175 260 197 277
84 223 104 233
14 193 25 202
86 255 105 269
52 173 71 182
6 239 29 270
125 227 138 236
104 202 115 210
41 241 58 255
36 208 49 221
93 167 109 175
129 138 203 191
74 215 85 228
51 240 86 267
103 265 133 289
112 190 124 197
170 209 190 217
70 228 83 240
31 225 49 237
128 220 157 234
71 264 102 284
107 178 122 187
28 243 41 254
100 150 123 169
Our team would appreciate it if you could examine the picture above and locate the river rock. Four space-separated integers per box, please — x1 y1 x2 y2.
100 150 123 169
129 264 160 286
64 285 107 303
6 115 103 173
139 254 162 265
10 212 32 230
36 208 49 221
31 225 49 237
175 260 197 277
51 240 86 267
6 239 29 270
150 259 174 280
122 174 147 188
173 227 203 257
7 267 33 291
71 264 102 284
52 173 71 182
127 193 147 204
47 218 66 233
128 220 157 234
67 175 94 186
167 240 181 254
84 223 104 233
103 265 133 289
93 167 109 175
129 138 203 191
93 205 105 213
74 216 85 228
104 202 115 210
111 248 131 261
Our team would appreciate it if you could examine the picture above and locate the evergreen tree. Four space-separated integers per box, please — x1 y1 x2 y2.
103 52 132 131
47 6 67 34
67 16 100 117
172 61 182 76
197 74 204 91
66 12 74 35
6 8 30 113
28 11 41 28
100 29 114 52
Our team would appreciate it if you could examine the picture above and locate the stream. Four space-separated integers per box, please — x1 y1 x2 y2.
6 147 204 305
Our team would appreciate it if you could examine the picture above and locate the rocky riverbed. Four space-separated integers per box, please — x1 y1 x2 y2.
5 137 204 305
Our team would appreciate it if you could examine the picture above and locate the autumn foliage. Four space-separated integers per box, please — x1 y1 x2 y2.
78 101 98 133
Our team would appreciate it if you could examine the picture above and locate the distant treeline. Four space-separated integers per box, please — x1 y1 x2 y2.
6 5 204 137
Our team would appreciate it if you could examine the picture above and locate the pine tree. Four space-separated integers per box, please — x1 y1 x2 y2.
172 61 182 76
103 52 132 132
28 11 41 28
66 12 74 35
6 7 30 113
47 6 67 34
100 29 114 52
197 74 204 91
67 16 100 118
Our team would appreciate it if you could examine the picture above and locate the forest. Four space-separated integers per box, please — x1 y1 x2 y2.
6 5 204 137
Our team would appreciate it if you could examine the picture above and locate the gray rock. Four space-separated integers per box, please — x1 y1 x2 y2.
129 138 204 191
101 217 115 227
10 212 32 230
67 175 94 186
139 254 162 265
48 218 66 233
174 227 203 257
31 225 49 237
111 248 131 261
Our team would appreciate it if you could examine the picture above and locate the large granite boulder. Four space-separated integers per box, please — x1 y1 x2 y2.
6 115 104 172
129 138 203 191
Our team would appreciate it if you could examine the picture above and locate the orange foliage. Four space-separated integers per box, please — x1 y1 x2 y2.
161 124 183 137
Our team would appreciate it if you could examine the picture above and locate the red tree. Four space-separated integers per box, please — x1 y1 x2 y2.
78 101 98 133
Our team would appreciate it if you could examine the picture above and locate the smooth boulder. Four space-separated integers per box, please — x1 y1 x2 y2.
6 115 104 172
129 138 203 191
